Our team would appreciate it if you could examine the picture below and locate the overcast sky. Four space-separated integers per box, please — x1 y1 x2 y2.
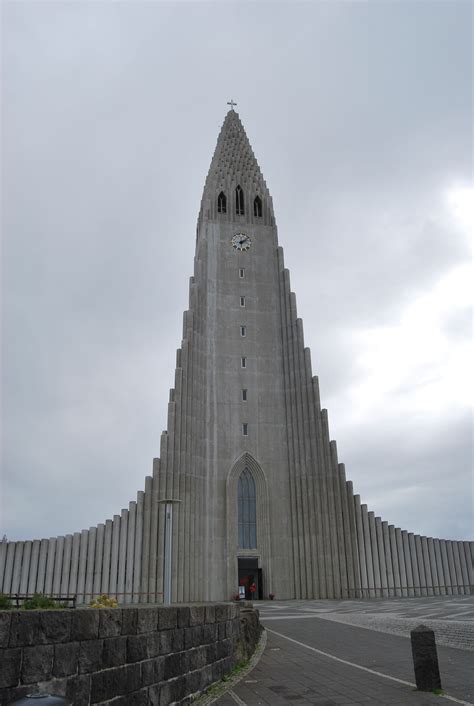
1 1 472 545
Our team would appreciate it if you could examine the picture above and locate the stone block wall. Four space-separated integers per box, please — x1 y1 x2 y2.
0 603 258 706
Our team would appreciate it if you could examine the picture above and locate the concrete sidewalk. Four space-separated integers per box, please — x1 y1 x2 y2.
213 614 473 706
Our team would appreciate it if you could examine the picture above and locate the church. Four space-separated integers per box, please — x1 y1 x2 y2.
0 109 471 603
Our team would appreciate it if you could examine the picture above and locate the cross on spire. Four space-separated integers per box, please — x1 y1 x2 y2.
227 99 237 111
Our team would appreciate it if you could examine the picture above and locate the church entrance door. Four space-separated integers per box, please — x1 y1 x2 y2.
238 557 263 599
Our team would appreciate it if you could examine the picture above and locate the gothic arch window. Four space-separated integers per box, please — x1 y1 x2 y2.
254 195 262 218
217 191 227 213
235 185 245 215
238 468 256 549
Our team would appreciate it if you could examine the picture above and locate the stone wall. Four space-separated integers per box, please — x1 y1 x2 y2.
0 603 260 706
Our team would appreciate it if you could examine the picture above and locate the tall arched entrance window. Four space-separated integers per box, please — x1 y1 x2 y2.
238 468 256 549
227 453 271 601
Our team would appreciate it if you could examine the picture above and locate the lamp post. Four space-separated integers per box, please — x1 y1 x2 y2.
158 499 181 604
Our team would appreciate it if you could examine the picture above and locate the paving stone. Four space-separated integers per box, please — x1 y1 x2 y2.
215 604 231 622
99 608 122 637
9 612 43 646
121 607 138 635
0 612 11 647
71 609 99 640
124 662 141 693
177 605 191 628
205 605 216 623
127 633 148 662
40 609 72 643
90 665 126 702
66 673 91 706
169 627 184 652
188 644 207 671
215 601 474 706
136 606 158 633
184 625 203 649
0 647 21 688
140 658 156 686
78 638 103 673
164 651 184 680
146 631 160 658
189 605 206 626
102 635 127 667
53 641 80 677
21 644 54 683
158 606 177 630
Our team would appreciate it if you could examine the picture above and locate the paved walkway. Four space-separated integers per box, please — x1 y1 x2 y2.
214 597 474 706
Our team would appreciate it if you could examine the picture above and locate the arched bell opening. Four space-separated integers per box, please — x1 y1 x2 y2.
235 185 245 216
217 191 227 213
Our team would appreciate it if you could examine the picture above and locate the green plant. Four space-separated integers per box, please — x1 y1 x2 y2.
21 593 59 610
193 660 249 701
89 594 118 608
0 594 12 610
221 661 247 682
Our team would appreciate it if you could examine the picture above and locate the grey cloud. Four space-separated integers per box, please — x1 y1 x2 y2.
1 1 471 543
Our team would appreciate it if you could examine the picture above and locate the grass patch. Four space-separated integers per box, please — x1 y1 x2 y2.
21 594 68 610
221 661 248 682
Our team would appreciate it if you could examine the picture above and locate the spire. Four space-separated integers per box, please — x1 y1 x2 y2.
198 110 275 227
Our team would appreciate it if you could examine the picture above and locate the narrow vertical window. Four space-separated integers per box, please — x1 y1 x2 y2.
242 389 247 401
240 296 245 307
238 468 256 548
240 326 246 337
217 191 227 213
242 423 248 436
239 268 245 278
236 185 245 215
241 357 246 368
254 195 262 217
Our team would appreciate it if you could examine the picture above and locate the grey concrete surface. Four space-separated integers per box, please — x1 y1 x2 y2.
214 598 474 705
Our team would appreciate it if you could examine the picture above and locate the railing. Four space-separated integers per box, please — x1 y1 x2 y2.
347 584 472 597
4 591 165 607
6 593 77 608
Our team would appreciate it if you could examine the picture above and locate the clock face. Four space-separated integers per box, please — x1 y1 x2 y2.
232 233 252 251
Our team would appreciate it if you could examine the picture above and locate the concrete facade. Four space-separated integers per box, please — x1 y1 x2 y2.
1 110 472 602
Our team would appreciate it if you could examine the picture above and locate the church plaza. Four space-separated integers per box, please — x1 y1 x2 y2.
209 596 474 706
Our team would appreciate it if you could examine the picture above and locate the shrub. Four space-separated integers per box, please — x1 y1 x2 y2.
0 594 12 610
21 593 59 610
89 594 118 608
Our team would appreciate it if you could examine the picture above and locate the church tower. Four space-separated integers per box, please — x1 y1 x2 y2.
1 110 471 604
156 107 361 601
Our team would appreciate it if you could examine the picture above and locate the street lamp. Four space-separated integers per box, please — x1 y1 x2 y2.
158 498 181 604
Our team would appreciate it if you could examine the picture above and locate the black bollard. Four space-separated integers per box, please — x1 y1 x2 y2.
410 624 442 692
